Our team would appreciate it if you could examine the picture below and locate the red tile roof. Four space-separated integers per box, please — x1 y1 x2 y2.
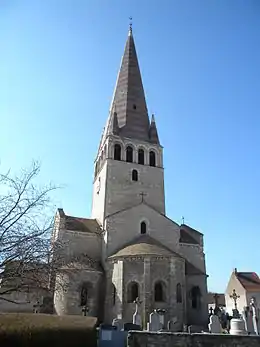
236 272 260 292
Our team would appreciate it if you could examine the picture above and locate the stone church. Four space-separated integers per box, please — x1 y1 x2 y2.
52 26 209 328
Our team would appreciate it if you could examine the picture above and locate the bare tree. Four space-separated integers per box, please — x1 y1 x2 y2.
0 161 58 303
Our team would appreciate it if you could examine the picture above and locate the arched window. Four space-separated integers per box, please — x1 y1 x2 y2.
191 286 201 309
176 283 182 303
112 284 116 306
80 283 91 306
127 282 139 302
132 169 138 181
114 144 121 161
138 149 144 165
154 281 165 302
126 146 133 162
140 221 146 234
149 151 156 167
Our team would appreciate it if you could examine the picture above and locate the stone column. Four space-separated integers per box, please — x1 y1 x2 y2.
169 257 176 321
143 257 151 328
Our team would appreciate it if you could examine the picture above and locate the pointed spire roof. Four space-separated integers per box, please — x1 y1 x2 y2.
101 27 160 144
149 114 160 144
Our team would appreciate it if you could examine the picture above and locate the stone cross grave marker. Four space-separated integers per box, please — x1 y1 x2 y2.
208 314 222 333
33 300 41 314
147 310 160 331
133 297 142 327
230 289 240 318
82 305 89 316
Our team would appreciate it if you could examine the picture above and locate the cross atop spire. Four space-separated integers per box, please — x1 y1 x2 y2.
129 16 133 35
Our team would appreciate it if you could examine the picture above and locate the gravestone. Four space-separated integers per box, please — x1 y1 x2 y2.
147 310 160 331
242 306 254 334
112 318 123 331
250 298 259 335
98 324 117 347
167 317 177 332
208 314 222 333
133 297 142 327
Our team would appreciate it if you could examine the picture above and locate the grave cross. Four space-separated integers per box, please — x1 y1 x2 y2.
33 300 41 314
82 305 89 316
139 192 147 203
129 16 133 31
213 293 220 306
230 289 240 310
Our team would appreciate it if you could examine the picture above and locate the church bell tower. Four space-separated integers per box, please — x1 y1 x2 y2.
91 26 165 226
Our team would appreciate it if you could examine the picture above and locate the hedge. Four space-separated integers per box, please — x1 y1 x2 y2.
0 313 97 347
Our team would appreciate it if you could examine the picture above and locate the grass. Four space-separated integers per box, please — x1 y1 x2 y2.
0 313 97 346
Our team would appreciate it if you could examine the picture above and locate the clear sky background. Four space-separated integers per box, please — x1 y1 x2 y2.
0 0 259 293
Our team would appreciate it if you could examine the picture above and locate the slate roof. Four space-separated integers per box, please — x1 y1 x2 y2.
64 215 102 234
101 27 160 145
235 271 260 292
180 228 199 245
109 234 179 258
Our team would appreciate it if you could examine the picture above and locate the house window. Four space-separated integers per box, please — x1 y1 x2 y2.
127 282 139 302
149 151 156 167
191 286 201 309
132 169 138 181
126 146 133 162
176 283 182 303
140 221 146 234
138 149 144 165
154 281 165 302
114 144 121 161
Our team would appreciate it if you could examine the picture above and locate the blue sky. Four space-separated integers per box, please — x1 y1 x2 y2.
0 0 259 293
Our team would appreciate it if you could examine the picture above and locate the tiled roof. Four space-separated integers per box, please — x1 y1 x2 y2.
65 216 102 234
109 235 178 258
236 272 260 292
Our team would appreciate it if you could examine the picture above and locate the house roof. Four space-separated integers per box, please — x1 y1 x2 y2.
235 271 260 292
109 234 179 258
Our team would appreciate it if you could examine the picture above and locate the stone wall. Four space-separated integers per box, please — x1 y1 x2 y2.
128 331 260 347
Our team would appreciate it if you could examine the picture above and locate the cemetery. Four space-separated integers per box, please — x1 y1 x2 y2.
97 291 260 347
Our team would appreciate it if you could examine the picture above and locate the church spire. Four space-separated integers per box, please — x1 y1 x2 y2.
103 26 155 143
